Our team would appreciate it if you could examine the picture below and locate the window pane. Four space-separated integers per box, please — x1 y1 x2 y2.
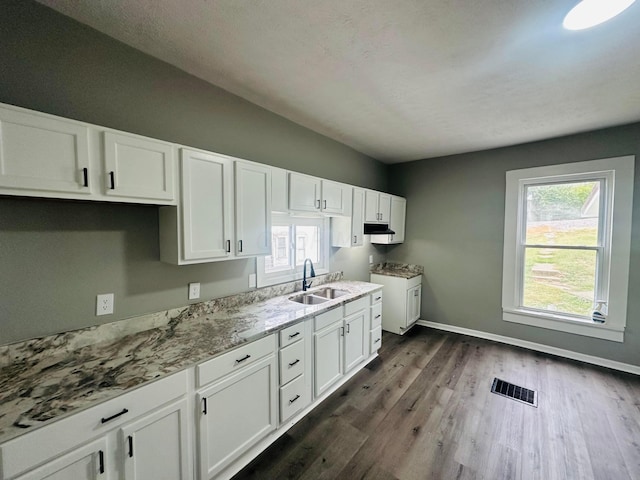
525 181 600 247
294 225 319 266
265 225 291 273
522 247 596 317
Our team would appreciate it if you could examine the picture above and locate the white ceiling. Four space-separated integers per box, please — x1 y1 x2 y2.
38 0 640 163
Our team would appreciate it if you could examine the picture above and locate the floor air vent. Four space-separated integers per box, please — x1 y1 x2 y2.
491 378 537 407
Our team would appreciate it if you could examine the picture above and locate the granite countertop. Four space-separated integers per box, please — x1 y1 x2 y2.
0 278 382 444
370 262 424 279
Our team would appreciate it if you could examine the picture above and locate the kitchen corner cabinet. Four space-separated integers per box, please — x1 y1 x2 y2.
370 273 422 335
371 195 406 245
0 371 190 480
234 161 271 256
364 190 391 223
0 102 176 205
288 172 348 215
196 335 278 479
331 187 364 248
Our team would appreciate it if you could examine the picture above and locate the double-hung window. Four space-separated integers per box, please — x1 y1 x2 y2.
257 214 330 287
502 156 634 342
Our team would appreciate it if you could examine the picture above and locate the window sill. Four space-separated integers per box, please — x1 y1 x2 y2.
503 308 624 342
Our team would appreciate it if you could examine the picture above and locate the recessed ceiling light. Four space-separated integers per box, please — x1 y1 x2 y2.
563 0 636 30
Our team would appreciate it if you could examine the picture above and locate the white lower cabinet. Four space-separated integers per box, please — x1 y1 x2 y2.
119 399 190 480
196 336 278 479
314 319 344 398
14 438 107 480
370 273 422 335
1 371 189 480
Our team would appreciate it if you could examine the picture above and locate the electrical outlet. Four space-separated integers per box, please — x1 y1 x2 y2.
369 255 374 264
96 293 114 316
188 282 200 300
248 273 257 288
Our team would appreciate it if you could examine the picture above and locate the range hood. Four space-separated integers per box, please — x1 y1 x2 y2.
364 223 395 235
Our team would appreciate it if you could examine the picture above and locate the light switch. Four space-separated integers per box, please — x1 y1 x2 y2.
249 273 257 288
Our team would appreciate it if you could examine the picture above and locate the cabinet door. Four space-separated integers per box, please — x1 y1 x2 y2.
0 106 92 196
15 438 107 480
197 355 277 479
344 311 367 373
289 172 321 212
103 131 175 202
321 180 345 215
313 322 343 398
181 149 233 261
235 161 271 256
388 196 406 243
120 399 190 480
378 193 392 223
364 190 379 222
271 166 289 213
406 285 421 325
351 188 365 246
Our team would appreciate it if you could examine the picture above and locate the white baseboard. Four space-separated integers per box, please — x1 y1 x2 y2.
416 320 640 376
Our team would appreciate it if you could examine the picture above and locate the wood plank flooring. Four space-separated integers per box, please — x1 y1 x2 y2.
233 327 640 480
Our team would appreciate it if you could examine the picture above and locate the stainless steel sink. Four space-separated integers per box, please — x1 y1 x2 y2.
288 287 348 305
312 288 348 299
289 293 329 305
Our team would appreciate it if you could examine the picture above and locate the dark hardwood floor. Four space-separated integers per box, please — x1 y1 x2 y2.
233 327 640 480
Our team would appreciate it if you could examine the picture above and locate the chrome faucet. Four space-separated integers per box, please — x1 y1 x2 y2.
302 258 316 291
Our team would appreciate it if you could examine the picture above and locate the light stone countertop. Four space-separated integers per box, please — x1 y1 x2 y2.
370 262 424 279
0 278 382 444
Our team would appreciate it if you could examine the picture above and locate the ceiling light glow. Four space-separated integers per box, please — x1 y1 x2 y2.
563 0 636 30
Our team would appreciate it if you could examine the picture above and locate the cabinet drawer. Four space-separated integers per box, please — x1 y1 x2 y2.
314 307 343 331
279 322 305 348
197 334 276 387
0 370 188 480
344 296 369 316
370 326 383 352
279 340 305 385
370 290 383 305
280 374 309 423
371 303 382 329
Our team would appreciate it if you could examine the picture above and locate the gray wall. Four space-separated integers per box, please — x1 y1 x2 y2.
0 1 388 344
388 123 640 367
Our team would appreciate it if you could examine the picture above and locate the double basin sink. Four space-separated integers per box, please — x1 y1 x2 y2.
289 287 349 305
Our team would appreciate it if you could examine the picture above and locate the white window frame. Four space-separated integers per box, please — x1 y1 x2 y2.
256 214 330 287
502 156 634 342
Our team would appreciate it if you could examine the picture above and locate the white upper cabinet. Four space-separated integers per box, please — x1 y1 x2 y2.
160 149 233 264
270 166 289 213
0 105 92 197
321 179 347 215
331 187 363 248
289 172 321 213
371 195 406 244
103 131 175 202
289 172 347 216
234 161 271 256
364 190 391 223
0 102 176 205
